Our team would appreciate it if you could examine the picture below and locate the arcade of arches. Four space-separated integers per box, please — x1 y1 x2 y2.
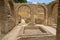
0 0 59 40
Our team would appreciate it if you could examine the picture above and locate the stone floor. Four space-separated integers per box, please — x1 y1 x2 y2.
17 24 56 40
1 23 56 40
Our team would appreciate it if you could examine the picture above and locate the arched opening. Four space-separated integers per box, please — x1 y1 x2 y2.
18 5 31 23
35 5 47 25
35 5 45 24
52 3 58 26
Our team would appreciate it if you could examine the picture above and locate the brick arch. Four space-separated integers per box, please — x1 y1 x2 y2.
18 4 31 19
37 4 48 25
16 4 32 24
52 3 57 9
51 2 58 24
49 2 57 15
37 4 47 18
51 2 58 12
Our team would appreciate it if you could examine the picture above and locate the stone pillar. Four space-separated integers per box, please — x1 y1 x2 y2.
28 12 35 26
0 23 1 39
44 6 48 25
31 14 35 25
57 0 60 40
0 0 5 34
47 6 53 26
2 0 17 34
0 0 16 34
